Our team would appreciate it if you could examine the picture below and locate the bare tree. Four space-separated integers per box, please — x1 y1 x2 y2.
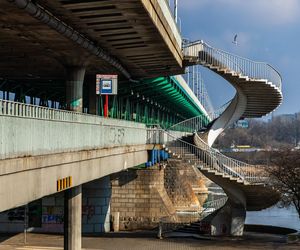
268 150 300 218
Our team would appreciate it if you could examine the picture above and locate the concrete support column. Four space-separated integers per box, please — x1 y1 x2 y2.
66 66 86 112
209 202 232 236
209 200 246 236
230 205 246 236
64 185 82 250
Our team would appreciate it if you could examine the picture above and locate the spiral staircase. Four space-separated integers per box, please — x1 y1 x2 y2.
184 41 282 146
157 41 283 236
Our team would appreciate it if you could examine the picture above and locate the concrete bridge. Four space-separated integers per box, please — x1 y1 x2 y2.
0 0 283 249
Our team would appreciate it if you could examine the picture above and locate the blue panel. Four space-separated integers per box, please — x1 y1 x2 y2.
100 79 113 94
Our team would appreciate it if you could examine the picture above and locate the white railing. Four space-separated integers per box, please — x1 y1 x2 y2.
0 99 96 123
165 114 260 182
166 100 231 133
147 127 264 183
0 99 145 128
168 115 208 133
193 133 262 183
209 99 232 120
183 40 282 90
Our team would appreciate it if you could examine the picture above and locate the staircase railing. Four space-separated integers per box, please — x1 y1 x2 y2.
202 197 228 213
210 99 232 120
183 40 282 90
168 115 207 133
193 133 262 183
147 127 263 183
166 100 232 133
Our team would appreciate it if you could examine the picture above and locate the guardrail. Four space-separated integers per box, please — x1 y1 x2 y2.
183 40 282 90
0 99 99 123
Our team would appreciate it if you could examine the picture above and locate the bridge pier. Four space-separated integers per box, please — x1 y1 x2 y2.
209 200 246 236
64 185 82 250
88 78 97 115
230 205 246 236
65 66 86 112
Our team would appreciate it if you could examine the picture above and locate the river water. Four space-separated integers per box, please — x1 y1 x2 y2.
246 204 300 231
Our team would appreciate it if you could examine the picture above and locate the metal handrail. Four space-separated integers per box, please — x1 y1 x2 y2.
168 115 207 133
210 99 232 120
167 100 232 132
183 40 282 90
193 133 262 183
202 197 228 211
147 128 263 183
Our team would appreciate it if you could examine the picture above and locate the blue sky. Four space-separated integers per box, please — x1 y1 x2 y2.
177 0 299 115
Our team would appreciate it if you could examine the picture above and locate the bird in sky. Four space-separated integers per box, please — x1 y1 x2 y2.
232 34 238 45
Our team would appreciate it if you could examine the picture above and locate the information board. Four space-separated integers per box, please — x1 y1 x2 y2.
96 74 118 95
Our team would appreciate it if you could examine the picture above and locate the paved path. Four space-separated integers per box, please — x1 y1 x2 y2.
0 231 299 250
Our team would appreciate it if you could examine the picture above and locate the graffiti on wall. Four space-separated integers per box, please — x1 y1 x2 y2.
42 214 64 224
7 207 25 221
41 205 96 224
109 127 125 144
42 206 64 224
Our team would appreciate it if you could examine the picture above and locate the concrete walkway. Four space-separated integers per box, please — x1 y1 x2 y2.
0 231 299 250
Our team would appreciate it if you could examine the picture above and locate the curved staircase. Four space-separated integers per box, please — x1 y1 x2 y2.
163 131 280 236
157 41 283 237
184 41 282 146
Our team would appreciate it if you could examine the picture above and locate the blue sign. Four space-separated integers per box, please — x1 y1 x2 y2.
100 79 113 94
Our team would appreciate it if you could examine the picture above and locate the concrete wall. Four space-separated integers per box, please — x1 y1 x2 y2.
0 114 147 160
0 177 112 234
82 177 111 233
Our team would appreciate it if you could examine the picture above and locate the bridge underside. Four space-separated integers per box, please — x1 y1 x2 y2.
0 0 183 81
